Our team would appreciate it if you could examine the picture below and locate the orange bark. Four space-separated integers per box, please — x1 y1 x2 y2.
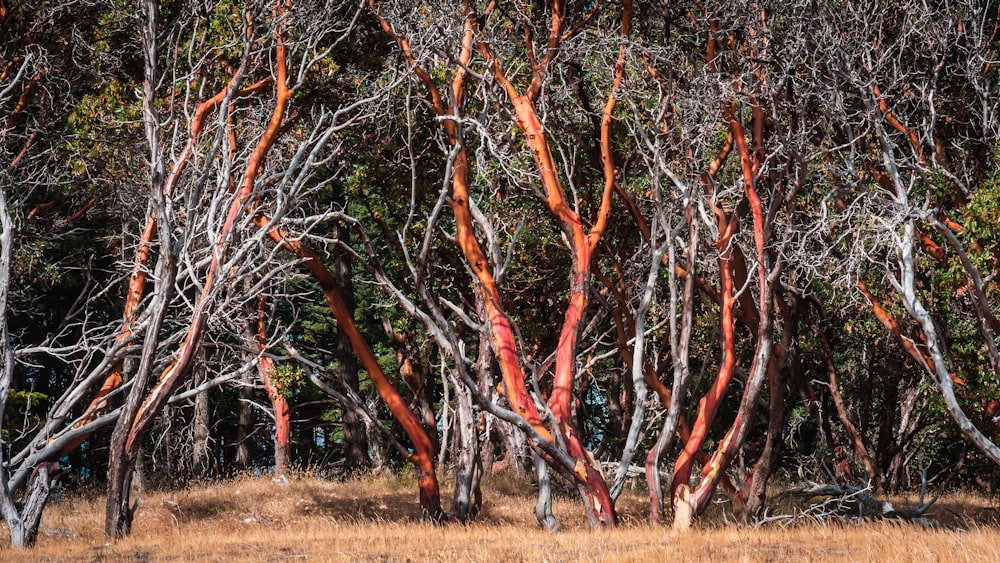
856 278 931 374
254 295 291 475
125 0 295 453
369 1 551 443
686 98 774 513
811 322 878 484
670 218 738 503
375 0 620 526
873 81 925 163
54 217 156 456
253 214 443 518
479 0 618 526
598 267 741 502
668 104 742 508
2 70 43 132
856 279 964 384
917 226 948 264
507 55 618 533
57 71 270 457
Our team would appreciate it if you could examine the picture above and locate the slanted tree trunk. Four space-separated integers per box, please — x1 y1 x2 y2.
680 98 780 524
386 325 439 455
105 4 178 527
807 302 879 487
53 26 275 465
509 85 617 530
105 254 175 538
253 215 444 519
108 0 298 537
670 214 739 517
646 201 701 523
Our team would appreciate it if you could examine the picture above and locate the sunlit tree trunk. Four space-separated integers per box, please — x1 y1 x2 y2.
108 0 297 537
254 215 444 519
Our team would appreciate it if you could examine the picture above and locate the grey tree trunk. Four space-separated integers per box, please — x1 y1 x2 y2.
192 359 211 476
106 0 176 538
0 185 57 548
331 183 370 474
450 325 493 521
533 452 562 531
449 378 480 521
235 369 253 469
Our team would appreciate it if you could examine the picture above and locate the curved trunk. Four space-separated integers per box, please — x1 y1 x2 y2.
108 10 296 535
670 231 738 510
511 94 617 528
741 287 800 522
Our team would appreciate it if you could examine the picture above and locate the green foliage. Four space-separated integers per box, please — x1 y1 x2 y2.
8 388 48 410
268 365 305 399
13 240 60 287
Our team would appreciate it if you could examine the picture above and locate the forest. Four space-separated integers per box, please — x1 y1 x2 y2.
2 0 1000 550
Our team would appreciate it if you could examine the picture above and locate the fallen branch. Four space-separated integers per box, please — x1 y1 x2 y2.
758 465 947 529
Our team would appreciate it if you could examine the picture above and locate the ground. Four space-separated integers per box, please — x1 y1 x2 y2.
5 472 1000 561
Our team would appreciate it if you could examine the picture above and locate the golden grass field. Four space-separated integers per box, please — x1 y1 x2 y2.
5 472 1000 562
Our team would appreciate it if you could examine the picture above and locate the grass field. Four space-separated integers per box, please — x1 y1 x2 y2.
6 472 1000 562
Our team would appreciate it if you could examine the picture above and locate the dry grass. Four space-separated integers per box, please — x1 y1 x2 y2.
4 472 999 562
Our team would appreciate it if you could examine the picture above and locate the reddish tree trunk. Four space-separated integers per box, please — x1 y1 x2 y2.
107 4 297 537
811 317 878 485
670 225 739 510
372 0 621 526
254 215 444 519
681 99 777 523
259 355 291 476
251 296 291 476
